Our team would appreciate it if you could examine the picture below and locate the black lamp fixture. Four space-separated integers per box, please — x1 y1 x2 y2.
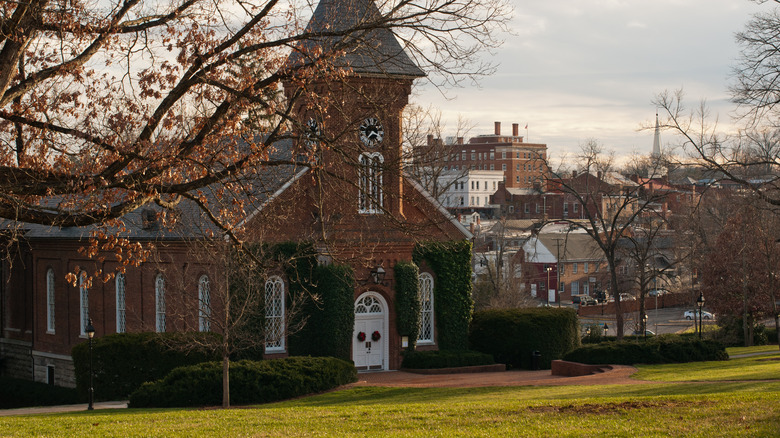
603 322 609 338
85 318 96 411
643 313 649 339
359 265 387 286
696 291 705 340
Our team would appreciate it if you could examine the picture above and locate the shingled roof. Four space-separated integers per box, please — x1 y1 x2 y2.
286 0 425 78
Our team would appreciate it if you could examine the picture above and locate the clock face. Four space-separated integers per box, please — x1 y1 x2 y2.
359 117 384 147
305 118 321 145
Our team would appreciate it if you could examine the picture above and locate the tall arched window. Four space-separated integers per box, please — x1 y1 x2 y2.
116 273 126 333
155 274 166 332
358 152 383 214
264 276 285 352
418 273 434 344
46 269 55 333
79 273 89 336
198 275 210 332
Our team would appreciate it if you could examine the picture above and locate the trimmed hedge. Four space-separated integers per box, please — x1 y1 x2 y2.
469 307 580 369
71 332 219 401
128 356 357 408
413 240 473 350
401 350 495 369
562 337 728 365
0 376 80 409
289 264 355 360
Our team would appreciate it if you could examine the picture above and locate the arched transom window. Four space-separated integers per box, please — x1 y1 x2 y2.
418 273 434 343
355 294 383 314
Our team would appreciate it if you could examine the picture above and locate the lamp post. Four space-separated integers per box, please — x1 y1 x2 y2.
696 292 705 340
643 313 649 340
546 266 552 306
85 318 96 411
603 322 609 339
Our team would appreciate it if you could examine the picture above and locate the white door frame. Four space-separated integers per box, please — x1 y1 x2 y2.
353 291 389 371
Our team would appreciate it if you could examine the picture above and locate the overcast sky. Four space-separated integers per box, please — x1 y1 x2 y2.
414 0 771 162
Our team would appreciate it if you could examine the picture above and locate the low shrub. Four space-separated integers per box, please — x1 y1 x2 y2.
72 332 220 401
401 350 495 369
128 356 356 408
0 377 80 409
562 336 727 365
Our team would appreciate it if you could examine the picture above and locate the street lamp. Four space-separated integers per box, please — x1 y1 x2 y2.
643 313 649 339
545 266 553 306
85 318 96 411
603 322 609 339
696 292 705 340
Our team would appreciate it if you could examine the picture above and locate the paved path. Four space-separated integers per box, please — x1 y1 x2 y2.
0 401 128 417
352 365 651 388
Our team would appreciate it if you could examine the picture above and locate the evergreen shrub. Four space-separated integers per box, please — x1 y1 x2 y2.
0 376 80 409
71 332 219 400
128 356 356 408
562 337 728 365
469 307 580 369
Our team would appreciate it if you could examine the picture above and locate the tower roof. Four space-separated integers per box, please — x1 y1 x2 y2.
286 0 425 78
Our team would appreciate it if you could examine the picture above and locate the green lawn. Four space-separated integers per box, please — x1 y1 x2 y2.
2 354 779 437
633 350 780 382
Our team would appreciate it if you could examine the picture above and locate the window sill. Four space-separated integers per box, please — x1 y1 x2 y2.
46 330 55 335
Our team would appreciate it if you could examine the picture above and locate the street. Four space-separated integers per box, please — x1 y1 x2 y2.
579 306 716 336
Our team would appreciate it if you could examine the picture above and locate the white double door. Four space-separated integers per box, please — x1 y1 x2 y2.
353 316 384 370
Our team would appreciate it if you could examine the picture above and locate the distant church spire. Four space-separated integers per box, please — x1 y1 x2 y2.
652 112 661 157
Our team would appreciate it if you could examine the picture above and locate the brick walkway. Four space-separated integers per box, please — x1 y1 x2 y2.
353 365 651 388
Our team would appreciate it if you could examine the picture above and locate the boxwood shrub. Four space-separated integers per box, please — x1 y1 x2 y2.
401 350 495 369
72 332 219 401
469 307 580 370
562 337 728 365
128 356 357 408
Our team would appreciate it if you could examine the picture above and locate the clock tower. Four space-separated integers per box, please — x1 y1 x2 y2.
284 0 425 218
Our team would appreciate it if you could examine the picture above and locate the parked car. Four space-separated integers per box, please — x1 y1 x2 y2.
648 289 670 297
572 295 597 306
619 293 636 301
684 309 714 320
632 329 655 336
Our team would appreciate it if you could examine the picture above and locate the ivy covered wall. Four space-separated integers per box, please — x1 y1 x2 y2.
413 240 473 350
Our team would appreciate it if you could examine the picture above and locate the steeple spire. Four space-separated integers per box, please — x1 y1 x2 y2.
652 112 661 157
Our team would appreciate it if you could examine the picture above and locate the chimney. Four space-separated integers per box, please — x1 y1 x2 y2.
512 123 519 137
494 122 501 136
457 137 463 145
597 171 603 180
427 134 433 146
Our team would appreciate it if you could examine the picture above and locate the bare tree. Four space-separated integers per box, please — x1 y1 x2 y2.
404 104 474 201
160 240 314 408
0 0 510 259
545 140 670 338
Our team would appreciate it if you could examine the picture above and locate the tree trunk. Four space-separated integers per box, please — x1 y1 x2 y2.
222 352 230 408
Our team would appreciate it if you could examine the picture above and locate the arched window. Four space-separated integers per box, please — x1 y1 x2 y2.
155 274 166 332
264 276 285 352
418 273 434 344
358 152 383 214
116 273 126 333
79 273 89 336
198 275 210 332
46 269 55 333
